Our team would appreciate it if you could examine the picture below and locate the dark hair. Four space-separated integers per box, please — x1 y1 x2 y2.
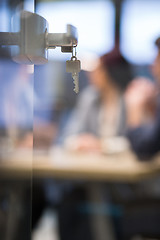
100 48 133 91
155 37 160 49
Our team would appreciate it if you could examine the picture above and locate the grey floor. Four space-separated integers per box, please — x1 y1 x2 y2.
32 208 60 240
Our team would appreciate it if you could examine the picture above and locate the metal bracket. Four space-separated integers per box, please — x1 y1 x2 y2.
0 11 78 65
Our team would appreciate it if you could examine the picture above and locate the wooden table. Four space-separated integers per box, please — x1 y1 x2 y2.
0 147 160 181
1 148 160 240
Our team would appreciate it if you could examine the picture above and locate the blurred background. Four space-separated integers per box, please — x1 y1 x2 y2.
0 0 160 240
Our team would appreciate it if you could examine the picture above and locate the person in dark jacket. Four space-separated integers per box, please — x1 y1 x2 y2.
125 37 160 160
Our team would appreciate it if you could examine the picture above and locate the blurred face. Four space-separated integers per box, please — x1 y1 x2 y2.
152 50 160 85
88 62 112 91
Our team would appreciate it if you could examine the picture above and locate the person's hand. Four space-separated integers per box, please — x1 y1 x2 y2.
65 134 101 152
125 77 157 126
125 77 156 108
33 122 57 150
151 51 160 85
15 131 33 149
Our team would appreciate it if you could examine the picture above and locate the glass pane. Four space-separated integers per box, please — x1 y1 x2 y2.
36 0 115 61
33 1 116 240
121 0 160 64
0 1 34 239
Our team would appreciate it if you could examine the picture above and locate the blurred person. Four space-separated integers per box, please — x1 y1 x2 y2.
33 63 61 151
125 37 160 160
7 64 33 149
0 61 33 150
61 47 132 153
46 49 133 240
121 37 160 240
0 61 34 240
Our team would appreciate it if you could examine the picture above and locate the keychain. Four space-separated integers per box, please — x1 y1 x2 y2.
66 47 81 93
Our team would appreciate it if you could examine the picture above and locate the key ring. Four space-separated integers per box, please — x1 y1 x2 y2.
72 46 77 59
71 56 77 61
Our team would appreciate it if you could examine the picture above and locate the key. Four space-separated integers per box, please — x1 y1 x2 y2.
66 56 81 93
72 72 79 94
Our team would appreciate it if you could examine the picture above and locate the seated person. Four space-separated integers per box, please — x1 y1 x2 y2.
57 49 160 240
125 37 160 160
0 62 33 150
61 47 132 153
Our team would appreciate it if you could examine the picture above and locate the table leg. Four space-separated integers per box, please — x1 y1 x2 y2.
86 183 116 240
